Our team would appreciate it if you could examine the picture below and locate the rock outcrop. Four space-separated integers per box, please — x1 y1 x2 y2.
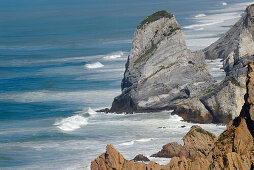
91 62 254 170
133 154 150 162
172 5 254 123
91 144 165 170
152 125 217 159
109 10 214 114
106 5 254 124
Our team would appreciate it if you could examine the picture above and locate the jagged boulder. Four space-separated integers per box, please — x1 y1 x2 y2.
91 144 165 170
109 10 214 113
91 62 254 170
152 126 217 159
133 154 150 162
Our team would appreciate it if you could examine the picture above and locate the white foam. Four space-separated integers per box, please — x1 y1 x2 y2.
222 2 227 6
119 138 158 146
54 115 88 132
87 107 97 116
85 62 104 69
119 141 135 146
195 13 206 18
103 51 124 60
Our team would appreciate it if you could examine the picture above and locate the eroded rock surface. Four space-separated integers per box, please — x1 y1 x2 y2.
152 126 217 159
91 62 254 170
109 10 214 114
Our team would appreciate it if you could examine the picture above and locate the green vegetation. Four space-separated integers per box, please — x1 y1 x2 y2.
137 10 173 29
134 43 157 65
164 27 181 36
218 128 235 142
230 77 240 86
195 127 215 139
204 88 213 95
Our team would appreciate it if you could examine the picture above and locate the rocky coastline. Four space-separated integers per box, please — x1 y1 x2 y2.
91 62 254 170
98 5 254 124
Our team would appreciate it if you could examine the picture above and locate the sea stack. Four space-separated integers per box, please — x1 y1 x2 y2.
110 11 214 114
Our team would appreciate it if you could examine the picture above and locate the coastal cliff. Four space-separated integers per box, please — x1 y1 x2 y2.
91 62 254 169
105 5 254 124
109 10 214 114
174 5 254 123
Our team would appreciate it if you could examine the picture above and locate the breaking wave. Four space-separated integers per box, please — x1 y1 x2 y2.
85 62 104 69
54 115 88 132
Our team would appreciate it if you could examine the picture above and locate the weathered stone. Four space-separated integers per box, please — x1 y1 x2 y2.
133 154 150 162
109 10 214 114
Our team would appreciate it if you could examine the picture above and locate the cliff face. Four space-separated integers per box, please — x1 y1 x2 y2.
91 62 254 170
110 11 214 113
172 5 254 123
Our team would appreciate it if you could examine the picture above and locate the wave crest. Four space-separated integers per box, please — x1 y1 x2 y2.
85 62 104 69
54 115 88 132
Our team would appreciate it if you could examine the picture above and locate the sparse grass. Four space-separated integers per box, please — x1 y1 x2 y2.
134 43 157 65
137 10 173 29
204 88 213 95
164 27 181 36
217 128 235 142
230 77 240 86
195 127 215 139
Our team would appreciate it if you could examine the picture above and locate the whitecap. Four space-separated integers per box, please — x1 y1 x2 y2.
135 138 158 142
119 138 158 146
119 141 135 146
87 107 97 116
222 2 227 6
195 13 206 18
54 115 88 132
84 62 104 69
103 52 123 60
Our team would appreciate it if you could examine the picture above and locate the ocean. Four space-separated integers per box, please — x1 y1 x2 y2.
0 0 253 169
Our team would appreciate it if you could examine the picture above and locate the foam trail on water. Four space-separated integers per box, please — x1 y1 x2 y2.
195 13 206 18
54 115 88 132
85 62 104 69
103 51 126 60
119 138 158 146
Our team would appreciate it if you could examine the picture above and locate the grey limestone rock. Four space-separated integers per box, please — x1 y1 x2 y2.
110 11 214 113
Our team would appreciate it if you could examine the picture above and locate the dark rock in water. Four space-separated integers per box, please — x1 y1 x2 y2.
133 154 150 162
96 108 110 113
181 125 186 128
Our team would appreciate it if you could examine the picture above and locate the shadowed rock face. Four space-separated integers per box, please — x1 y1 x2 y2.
91 62 254 170
110 11 214 114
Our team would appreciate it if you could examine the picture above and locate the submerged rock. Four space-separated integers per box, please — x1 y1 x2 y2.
109 10 214 114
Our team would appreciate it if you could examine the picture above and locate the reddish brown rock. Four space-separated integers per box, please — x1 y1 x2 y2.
91 62 254 170
152 125 217 159
133 154 150 162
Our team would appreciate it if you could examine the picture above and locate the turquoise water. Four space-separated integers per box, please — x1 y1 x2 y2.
0 0 253 169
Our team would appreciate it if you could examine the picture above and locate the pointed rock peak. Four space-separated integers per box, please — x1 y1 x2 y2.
137 10 174 29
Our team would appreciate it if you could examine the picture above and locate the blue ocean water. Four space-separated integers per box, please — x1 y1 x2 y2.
0 0 253 169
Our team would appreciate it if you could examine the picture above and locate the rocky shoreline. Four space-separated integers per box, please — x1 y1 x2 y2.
91 62 254 169
98 5 254 124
